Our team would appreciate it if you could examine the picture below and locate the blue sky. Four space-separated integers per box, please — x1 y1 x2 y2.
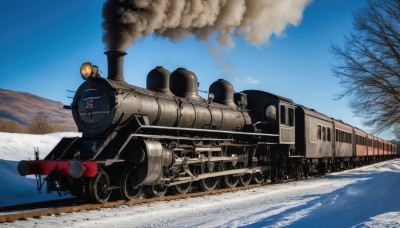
1 0 392 139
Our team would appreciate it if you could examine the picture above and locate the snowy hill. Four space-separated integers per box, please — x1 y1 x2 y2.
0 88 77 131
0 132 399 227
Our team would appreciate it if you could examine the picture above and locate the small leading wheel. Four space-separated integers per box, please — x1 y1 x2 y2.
120 167 143 200
174 182 192 194
239 173 253 186
89 170 112 203
222 162 239 188
149 184 168 197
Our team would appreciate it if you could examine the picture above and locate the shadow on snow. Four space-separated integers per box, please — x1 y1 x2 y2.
243 168 400 228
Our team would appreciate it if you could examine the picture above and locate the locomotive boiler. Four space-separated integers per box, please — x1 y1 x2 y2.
75 51 250 136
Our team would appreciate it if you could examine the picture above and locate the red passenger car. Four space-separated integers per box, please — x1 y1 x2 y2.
353 128 367 165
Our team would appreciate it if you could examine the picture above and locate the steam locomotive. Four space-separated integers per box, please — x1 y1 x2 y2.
17 51 398 203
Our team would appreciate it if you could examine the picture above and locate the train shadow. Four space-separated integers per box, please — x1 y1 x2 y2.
244 165 400 227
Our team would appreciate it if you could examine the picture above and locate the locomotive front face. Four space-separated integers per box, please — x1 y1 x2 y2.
72 78 118 135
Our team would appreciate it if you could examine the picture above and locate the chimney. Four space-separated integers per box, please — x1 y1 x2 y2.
105 51 126 82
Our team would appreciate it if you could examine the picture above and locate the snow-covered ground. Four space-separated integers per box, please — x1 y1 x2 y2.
0 132 80 206
1 132 399 227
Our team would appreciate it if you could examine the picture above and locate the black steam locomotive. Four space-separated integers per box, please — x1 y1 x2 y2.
18 51 397 203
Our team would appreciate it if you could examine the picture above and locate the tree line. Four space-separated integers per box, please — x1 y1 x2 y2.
0 113 66 134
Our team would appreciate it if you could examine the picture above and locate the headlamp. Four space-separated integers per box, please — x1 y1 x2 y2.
80 62 102 80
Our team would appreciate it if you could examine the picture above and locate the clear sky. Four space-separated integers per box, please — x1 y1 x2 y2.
0 0 393 139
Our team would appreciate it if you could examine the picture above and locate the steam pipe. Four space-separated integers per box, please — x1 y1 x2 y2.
105 51 126 82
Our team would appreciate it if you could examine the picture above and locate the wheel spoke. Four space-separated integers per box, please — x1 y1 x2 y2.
174 182 192 194
149 184 168 197
90 170 111 203
222 162 239 188
252 172 264 184
200 162 219 191
239 173 252 186
121 167 143 200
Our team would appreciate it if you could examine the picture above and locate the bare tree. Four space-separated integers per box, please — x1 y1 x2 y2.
331 0 400 139
28 113 55 134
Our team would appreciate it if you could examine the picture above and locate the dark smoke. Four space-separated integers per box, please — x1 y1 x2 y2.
102 0 310 51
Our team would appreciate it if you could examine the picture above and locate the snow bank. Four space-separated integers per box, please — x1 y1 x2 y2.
354 212 400 227
0 132 80 161
0 132 80 207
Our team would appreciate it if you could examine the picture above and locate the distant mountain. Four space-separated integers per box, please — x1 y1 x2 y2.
0 88 77 131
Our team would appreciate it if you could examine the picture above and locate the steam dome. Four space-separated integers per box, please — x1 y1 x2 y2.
209 79 236 107
170 68 202 101
146 66 173 96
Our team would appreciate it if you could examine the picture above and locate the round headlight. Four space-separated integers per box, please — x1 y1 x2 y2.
80 62 102 80
80 62 93 79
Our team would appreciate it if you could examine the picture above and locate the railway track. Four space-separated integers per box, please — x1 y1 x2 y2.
0 183 262 223
2 160 390 224
0 198 88 213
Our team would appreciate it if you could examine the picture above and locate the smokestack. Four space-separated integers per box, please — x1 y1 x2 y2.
105 51 126 82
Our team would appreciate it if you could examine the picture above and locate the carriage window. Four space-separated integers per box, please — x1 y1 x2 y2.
336 129 339 142
265 104 276 123
288 108 294 126
317 125 322 141
322 126 326 141
280 105 286 125
327 127 331 141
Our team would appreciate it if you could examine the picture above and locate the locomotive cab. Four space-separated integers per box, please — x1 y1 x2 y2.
242 90 296 145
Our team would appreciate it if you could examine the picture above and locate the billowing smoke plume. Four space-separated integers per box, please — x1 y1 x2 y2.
103 0 310 51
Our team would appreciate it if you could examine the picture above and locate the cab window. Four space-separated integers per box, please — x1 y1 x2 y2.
288 108 294 126
280 105 286 125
